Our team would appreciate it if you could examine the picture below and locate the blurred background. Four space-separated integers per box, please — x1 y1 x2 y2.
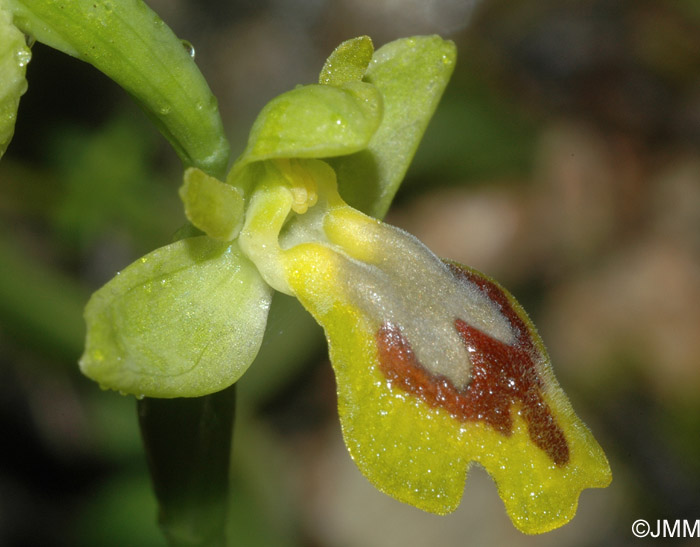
2 0 700 545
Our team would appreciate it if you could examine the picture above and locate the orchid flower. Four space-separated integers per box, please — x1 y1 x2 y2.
73 34 612 533
0 3 611 530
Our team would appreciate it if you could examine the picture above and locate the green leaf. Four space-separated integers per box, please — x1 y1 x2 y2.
0 6 31 158
329 35 456 217
5 0 229 176
180 167 245 242
80 236 272 398
319 35 374 86
236 82 382 167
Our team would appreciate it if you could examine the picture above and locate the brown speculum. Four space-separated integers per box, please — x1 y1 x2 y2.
375 263 570 466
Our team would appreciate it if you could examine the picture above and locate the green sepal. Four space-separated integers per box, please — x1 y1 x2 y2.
4 0 229 176
236 81 382 167
80 236 272 398
319 35 374 86
179 167 245 242
330 35 456 217
0 6 31 158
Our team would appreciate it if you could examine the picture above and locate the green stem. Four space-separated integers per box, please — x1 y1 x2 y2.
137 384 236 547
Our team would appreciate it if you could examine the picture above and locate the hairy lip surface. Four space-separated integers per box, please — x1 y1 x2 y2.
375 264 570 467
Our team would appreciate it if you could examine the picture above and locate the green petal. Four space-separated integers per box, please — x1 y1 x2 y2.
80 236 272 398
179 167 245 241
0 6 30 158
330 35 456 217
319 35 374 86
237 82 382 165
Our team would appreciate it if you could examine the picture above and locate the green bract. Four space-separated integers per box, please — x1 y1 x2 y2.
3 0 229 176
0 5 30 158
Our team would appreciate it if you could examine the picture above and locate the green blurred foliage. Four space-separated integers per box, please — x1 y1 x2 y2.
48 116 176 252
409 66 537 185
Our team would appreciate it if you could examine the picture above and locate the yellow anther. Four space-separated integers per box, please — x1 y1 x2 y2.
290 185 310 214
274 159 318 214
